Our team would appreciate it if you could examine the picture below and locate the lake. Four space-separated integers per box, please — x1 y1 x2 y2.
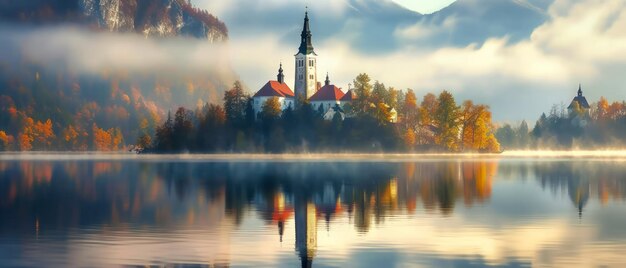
1 154 626 267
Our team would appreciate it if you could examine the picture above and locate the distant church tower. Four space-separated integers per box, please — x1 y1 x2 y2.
294 11 318 100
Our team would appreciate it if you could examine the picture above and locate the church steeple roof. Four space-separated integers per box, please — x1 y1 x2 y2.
325 73 330 86
277 63 285 84
298 10 316 55
568 83 590 110
578 83 583 97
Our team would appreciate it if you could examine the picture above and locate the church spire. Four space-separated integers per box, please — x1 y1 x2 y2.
578 83 583 97
298 10 315 55
277 63 285 83
325 73 330 86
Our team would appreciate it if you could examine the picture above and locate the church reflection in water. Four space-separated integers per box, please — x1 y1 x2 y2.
1 159 625 266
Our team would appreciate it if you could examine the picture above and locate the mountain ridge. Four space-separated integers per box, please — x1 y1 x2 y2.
0 0 228 42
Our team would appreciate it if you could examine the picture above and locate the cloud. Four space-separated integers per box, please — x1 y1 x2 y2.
394 16 457 40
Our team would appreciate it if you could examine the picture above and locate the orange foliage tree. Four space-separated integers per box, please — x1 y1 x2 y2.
0 130 14 151
19 117 56 151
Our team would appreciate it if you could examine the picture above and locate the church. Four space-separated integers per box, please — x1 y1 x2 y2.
567 84 591 115
252 11 355 118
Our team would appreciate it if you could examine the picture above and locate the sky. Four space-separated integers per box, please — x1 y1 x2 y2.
392 0 457 14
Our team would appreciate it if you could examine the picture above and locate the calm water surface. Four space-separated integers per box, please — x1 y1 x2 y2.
1 155 626 267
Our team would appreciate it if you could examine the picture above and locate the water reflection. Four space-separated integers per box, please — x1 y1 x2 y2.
0 158 626 266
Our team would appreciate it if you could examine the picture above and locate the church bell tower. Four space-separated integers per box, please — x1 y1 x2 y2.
294 11 318 101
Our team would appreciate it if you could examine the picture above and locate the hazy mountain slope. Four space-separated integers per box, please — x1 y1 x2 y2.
422 0 549 45
0 0 235 150
0 0 228 41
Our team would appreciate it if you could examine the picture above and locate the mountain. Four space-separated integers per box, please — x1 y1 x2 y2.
422 0 549 45
0 0 228 41
0 0 235 151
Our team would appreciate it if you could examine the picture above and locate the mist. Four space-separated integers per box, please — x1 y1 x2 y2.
1 24 235 78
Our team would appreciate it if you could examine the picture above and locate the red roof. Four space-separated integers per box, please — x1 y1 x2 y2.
340 90 356 101
253 81 295 98
309 84 345 101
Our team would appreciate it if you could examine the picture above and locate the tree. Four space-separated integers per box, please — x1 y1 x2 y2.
496 124 516 149
172 107 194 151
401 89 419 137
388 87 399 109
261 97 282 121
371 81 388 105
374 102 392 124
517 121 530 148
92 123 112 151
460 101 491 151
352 73 373 116
197 104 226 151
111 128 124 150
224 81 249 126
0 131 13 151
419 93 438 126
63 125 80 150
597 97 609 120
434 91 460 151
136 134 152 150
403 128 416 148
19 117 55 151
155 111 174 152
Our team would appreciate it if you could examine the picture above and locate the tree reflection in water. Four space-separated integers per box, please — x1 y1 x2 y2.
0 159 625 266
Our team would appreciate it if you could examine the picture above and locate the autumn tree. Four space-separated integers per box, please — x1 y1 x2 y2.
92 123 112 151
400 90 419 145
351 73 373 116
434 91 460 151
261 97 282 121
460 101 487 150
416 93 439 146
403 89 418 122
136 134 152 150
374 102 392 124
0 131 13 151
18 117 56 151
403 128 416 148
596 97 609 120
62 125 80 150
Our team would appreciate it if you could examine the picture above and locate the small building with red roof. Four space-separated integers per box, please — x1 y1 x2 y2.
309 74 346 113
252 64 295 115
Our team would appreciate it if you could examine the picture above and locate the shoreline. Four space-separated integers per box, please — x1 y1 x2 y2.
2 150 626 161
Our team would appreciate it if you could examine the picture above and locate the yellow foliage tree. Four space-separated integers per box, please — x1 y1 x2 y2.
403 128 416 148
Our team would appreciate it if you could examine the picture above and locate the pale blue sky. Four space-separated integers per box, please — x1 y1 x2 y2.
392 0 457 14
